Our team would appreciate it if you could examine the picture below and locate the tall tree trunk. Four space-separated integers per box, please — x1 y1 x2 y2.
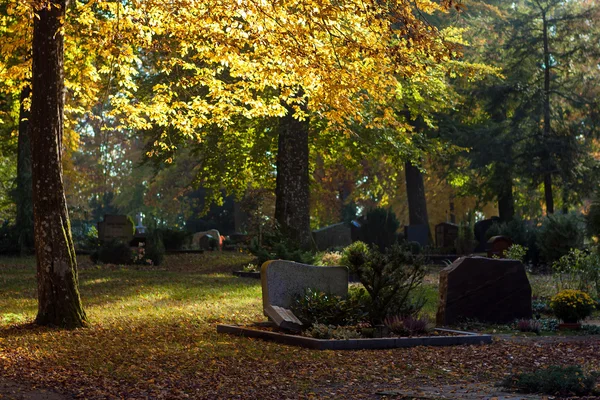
16 86 33 255
497 174 515 222
404 161 430 243
30 0 87 328
542 9 554 215
275 105 311 249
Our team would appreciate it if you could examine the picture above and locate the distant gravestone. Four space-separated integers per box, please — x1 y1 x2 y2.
404 224 429 247
312 222 352 251
435 222 458 249
192 229 221 250
486 236 512 258
97 215 134 243
436 256 532 325
261 260 348 330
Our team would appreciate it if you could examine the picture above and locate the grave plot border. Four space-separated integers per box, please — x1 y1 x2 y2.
216 324 492 350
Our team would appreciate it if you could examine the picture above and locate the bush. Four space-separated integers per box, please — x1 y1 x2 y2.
314 251 342 266
550 289 595 323
356 208 399 251
0 223 20 255
291 288 368 327
537 213 585 263
505 244 528 263
502 365 599 396
155 228 192 251
552 248 600 299
384 315 429 336
145 230 166 266
304 324 361 339
249 227 315 266
92 240 132 265
455 217 475 255
516 319 541 335
486 218 539 263
341 241 426 324
586 190 600 239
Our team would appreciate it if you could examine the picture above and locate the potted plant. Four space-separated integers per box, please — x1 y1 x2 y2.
550 289 596 329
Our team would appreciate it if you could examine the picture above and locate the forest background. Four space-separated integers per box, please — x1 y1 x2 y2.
0 0 599 252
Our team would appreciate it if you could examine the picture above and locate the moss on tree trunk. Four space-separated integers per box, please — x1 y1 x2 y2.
30 0 87 329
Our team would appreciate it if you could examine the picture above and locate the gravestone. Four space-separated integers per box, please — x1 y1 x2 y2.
486 236 512 258
435 222 458 249
97 215 134 243
436 256 532 325
312 222 352 251
261 260 348 331
192 229 221 250
404 224 429 247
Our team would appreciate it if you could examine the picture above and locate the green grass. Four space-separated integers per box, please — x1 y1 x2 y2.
0 253 260 328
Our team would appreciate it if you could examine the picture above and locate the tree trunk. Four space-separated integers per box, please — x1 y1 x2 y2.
30 0 87 328
404 161 430 242
497 175 515 222
541 10 554 215
16 86 34 255
544 173 554 215
275 105 311 249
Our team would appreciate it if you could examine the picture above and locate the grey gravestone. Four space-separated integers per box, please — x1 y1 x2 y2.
404 224 429 246
312 222 352 251
98 215 134 243
436 256 532 325
261 260 348 330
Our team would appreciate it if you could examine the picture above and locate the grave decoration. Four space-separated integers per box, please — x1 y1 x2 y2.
261 260 348 331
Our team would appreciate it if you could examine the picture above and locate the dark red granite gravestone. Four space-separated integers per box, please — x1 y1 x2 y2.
436 256 532 325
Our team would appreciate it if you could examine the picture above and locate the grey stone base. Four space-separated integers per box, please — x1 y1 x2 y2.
216 324 492 350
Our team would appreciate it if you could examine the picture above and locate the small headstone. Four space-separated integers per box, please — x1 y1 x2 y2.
435 222 458 249
192 229 221 250
436 256 532 325
97 215 134 243
261 260 348 330
312 222 352 251
486 236 512 258
404 224 429 246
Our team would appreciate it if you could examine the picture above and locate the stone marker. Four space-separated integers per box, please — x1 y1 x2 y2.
436 256 532 325
97 215 134 243
312 222 352 251
261 260 348 331
486 235 512 258
435 222 458 249
192 229 221 250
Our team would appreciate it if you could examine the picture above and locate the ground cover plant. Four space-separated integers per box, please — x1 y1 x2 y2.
502 365 599 397
1 253 600 399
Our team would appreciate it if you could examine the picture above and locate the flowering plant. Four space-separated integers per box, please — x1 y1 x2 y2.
550 289 595 323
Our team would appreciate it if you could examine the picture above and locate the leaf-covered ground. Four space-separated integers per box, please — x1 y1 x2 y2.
0 253 599 399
